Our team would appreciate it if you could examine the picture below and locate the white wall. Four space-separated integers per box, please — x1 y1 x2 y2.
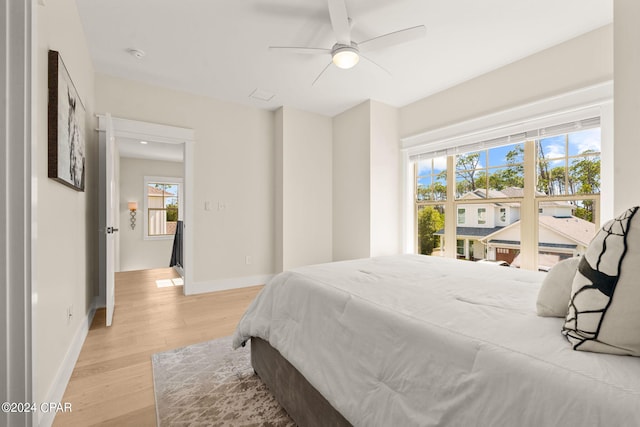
458 204 497 228
35 0 96 411
539 226 576 247
399 25 614 255
333 101 371 260
370 101 401 256
276 107 333 271
96 74 274 288
613 1 640 213
275 109 284 271
2 2 32 423
119 157 183 271
333 100 402 261
400 24 613 138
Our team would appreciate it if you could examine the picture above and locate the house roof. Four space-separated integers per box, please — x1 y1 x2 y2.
478 215 595 247
435 226 505 238
487 239 577 249
538 215 595 247
458 188 521 207
148 186 176 197
456 188 577 211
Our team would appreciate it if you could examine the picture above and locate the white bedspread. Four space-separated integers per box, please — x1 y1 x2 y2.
232 255 640 426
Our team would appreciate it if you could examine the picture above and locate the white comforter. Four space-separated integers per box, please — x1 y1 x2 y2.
232 255 640 426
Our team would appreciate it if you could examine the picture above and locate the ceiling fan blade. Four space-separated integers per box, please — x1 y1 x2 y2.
359 54 392 77
327 0 351 45
269 46 332 55
312 61 333 86
358 25 426 53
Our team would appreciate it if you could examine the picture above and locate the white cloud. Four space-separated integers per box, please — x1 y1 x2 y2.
433 156 447 171
543 143 564 159
570 129 601 154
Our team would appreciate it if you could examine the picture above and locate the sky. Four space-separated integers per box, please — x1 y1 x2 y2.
417 127 601 184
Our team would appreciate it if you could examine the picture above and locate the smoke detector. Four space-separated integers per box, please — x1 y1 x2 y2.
127 48 146 59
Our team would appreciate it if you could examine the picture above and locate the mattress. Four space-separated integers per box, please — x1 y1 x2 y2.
232 254 640 426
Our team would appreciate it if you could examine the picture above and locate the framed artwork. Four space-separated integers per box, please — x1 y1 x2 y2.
48 50 86 191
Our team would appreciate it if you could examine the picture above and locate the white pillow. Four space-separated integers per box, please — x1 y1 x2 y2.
563 206 640 356
536 257 580 317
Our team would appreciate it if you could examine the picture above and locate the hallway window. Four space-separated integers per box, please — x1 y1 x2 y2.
144 176 183 239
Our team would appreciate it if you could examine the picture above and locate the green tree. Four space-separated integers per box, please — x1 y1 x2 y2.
166 203 178 221
498 144 525 189
569 153 600 222
536 143 552 194
574 205 594 222
456 153 481 195
416 185 429 201
417 175 447 201
570 153 600 194
549 166 566 195
418 206 445 255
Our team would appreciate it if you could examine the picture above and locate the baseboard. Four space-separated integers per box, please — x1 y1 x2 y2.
187 274 274 295
38 302 96 427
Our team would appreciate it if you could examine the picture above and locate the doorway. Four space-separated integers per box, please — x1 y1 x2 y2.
98 116 194 313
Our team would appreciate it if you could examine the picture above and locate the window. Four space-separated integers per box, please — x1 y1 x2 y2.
535 128 601 269
499 208 506 223
454 141 524 264
536 128 600 197
412 124 601 270
457 208 465 224
455 143 524 199
417 205 445 255
415 156 447 255
478 208 486 225
416 156 447 201
144 176 183 240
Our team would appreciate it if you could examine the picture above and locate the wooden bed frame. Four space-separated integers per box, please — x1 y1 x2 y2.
251 337 352 427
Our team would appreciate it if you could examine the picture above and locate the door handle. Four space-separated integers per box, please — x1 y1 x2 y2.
106 227 120 234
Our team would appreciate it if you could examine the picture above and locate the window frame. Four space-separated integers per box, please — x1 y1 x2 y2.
143 175 184 241
457 208 465 224
477 208 487 225
402 84 612 268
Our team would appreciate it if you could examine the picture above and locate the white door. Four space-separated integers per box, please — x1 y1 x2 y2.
99 113 117 326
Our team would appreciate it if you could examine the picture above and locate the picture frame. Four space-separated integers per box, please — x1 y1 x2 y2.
48 50 86 191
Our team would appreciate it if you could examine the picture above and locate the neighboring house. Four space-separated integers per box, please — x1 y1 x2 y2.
436 188 595 267
147 185 178 236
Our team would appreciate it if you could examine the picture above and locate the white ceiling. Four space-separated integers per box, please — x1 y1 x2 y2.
118 137 184 163
76 0 612 118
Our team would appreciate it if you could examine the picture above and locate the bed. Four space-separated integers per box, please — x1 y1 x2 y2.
232 254 640 426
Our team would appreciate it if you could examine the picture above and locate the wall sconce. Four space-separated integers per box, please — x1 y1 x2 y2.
128 202 138 229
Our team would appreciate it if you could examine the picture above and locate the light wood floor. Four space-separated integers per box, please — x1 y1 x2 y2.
54 268 262 426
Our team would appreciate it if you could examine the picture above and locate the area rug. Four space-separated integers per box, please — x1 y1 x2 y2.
152 335 295 426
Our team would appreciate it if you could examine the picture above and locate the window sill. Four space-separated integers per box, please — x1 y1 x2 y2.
143 235 174 241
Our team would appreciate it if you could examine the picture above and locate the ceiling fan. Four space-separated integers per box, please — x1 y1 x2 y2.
269 0 426 85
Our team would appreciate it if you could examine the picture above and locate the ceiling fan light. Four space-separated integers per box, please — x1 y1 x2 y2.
332 47 359 69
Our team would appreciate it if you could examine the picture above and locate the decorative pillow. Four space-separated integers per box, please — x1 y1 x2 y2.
562 206 640 356
536 257 580 317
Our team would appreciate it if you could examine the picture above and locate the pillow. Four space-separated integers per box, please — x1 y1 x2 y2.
536 257 580 317
562 206 640 356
